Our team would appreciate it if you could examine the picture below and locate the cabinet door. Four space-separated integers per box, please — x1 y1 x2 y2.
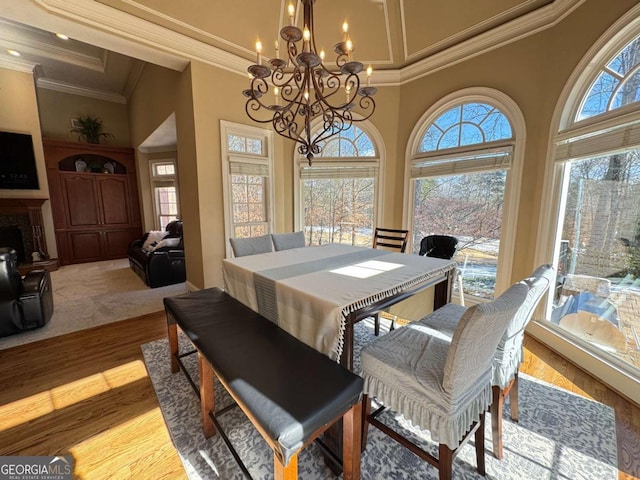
68 231 103 262
97 176 130 226
62 175 100 226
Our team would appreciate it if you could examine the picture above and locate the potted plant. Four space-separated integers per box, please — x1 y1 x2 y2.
69 116 114 144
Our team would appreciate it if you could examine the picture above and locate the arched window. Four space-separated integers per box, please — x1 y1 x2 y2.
539 8 640 385
295 124 382 247
406 89 524 301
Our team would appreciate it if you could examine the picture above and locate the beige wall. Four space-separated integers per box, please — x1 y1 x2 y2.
0 68 56 258
37 89 131 147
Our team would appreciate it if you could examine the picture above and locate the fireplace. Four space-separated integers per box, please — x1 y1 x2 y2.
0 198 48 264
0 226 26 263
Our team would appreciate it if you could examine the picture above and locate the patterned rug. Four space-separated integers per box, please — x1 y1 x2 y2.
141 320 618 480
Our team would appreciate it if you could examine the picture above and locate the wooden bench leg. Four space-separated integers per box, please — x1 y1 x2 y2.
198 353 216 438
168 321 179 373
274 452 297 480
343 400 363 480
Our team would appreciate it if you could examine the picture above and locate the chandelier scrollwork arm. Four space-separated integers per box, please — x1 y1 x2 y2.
244 0 377 165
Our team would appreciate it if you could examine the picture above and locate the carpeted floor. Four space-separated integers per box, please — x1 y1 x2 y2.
142 320 618 480
0 258 186 350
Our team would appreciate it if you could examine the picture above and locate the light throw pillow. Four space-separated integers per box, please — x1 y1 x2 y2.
152 237 181 251
142 230 168 252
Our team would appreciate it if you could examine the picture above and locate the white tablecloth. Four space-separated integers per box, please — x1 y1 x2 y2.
223 244 455 361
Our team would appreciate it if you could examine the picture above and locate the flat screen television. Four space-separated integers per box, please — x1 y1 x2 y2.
0 131 40 190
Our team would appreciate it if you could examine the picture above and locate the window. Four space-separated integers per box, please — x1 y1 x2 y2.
295 125 382 247
221 121 274 257
406 89 524 301
540 20 640 380
149 159 179 229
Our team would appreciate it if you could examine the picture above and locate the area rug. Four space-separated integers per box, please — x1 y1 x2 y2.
0 258 186 350
142 320 618 480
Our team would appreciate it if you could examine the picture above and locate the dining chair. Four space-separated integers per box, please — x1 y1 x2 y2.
361 281 529 480
229 234 273 257
418 264 554 459
271 231 305 251
374 234 460 335
372 227 409 253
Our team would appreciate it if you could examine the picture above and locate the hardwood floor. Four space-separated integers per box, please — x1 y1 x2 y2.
0 313 638 479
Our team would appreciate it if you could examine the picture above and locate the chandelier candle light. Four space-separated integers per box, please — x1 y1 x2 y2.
243 0 377 164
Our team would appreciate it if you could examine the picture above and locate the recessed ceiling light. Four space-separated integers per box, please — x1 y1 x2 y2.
7 49 21 57
56 33 69 40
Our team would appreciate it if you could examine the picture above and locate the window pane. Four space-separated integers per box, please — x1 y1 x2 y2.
228 134 246 152
419 103 512 153
550 152 640 370
155 186 178 228
303 177 375 247
412 171 506 299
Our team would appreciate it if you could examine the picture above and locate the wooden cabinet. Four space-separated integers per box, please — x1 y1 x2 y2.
44 139 142 265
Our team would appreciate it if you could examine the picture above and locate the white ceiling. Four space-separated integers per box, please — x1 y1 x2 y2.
0 0 584 147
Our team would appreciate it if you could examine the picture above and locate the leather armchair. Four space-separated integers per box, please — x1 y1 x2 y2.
0 247 54 337
128 220 186 288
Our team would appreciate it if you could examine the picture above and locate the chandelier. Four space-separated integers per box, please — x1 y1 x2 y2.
243 0 377 165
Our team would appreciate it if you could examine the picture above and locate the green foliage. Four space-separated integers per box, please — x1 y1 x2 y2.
69 116 114 144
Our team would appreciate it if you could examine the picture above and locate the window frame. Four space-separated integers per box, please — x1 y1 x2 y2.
533 4 640 404
293 119 385 240
220 120 274 258
404 87 526 301
149 158 179 230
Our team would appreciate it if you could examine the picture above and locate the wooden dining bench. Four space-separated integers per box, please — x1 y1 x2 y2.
164 287 364 480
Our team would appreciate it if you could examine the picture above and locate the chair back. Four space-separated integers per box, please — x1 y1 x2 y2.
373 228 409 253
443 282 529 399
419 235 458 259
271 231 305 251
493 264 554 387
229 234 273 257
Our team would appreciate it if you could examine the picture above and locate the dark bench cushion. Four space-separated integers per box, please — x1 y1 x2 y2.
164 287 363 465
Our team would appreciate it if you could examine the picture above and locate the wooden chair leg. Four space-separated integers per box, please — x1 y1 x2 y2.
361 395 371 453
342 401 362 480
438 444 453 480
168 322 179 373
274 452 297 480
491 385 504 460
510 372 519 422
475 412 486 476
198 353 216 438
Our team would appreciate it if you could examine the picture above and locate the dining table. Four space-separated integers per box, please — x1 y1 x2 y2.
223 243 456 369
222 243 456 472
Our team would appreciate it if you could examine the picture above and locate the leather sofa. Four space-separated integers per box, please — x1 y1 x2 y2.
0 247 54 337
128 220 186 288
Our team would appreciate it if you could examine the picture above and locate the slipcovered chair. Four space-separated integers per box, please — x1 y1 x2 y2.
271 231 305 251
361 281 529 480
0 247 54 337
229 234 273 257
418 264 554 459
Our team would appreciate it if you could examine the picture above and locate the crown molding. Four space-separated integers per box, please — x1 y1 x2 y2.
36 77 127 103
0 55 37 73
398 0 585 84
27 0 585 88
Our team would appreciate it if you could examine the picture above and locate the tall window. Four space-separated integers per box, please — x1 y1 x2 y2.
150 159 179 229
296 125 381 247
543 24 640 377
407 90 523 301
221 121 274 256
